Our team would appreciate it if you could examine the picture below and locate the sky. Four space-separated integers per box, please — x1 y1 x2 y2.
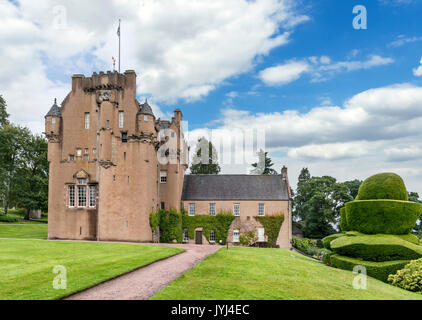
1 0 422 194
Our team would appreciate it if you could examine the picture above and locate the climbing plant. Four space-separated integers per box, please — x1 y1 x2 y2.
255 213 285 247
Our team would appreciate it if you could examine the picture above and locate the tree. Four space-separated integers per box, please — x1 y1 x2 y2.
0 95 9 128
344 179 363 199
293 168 353 238
250 149 278 175
13 135 49 219
190 137 221 175
0 124 32 215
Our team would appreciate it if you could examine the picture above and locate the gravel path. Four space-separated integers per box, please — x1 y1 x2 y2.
65 244 220 300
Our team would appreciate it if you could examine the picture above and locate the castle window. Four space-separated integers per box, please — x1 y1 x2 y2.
84 113 90 129
83 149 89 160
89 186 96 207
119 111 124 128
210 230 215 243
160 171 167 184
78 185 87 207
52 117 56 125
122 132 128 143
183 229 189 243
93 148 96 154
234 204 240 217
124 152 127 160
68 185 75 207
189 204 196 216
209 203 216 216
161 202 165 210
144 115 149 122
69 155 75 161
76 148 82 157
106 120 110 129
258 203 265 217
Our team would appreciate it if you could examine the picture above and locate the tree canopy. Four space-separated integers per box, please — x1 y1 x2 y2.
190 137 221 175
0 94 9 128
250 149 278 175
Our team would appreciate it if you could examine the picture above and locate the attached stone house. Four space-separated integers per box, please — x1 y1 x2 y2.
181 172 292 248
44 69 292 249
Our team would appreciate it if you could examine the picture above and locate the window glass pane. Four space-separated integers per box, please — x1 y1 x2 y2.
52 117 56 124
209 203 216 216
160 171 167 183
69 186 75 207
119 111 124 128
89 186 96 207
234 204 240 216
189 204 196 216
210 230 215 242
78 179 87 185
259 203 265 216
85 113 90 129
78 186 87 207
233 230 240 242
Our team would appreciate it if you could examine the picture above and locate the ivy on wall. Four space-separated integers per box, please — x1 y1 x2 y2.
182 211 235 245
255 213 285 247
150 209 234 244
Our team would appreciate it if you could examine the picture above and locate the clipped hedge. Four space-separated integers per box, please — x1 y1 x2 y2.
0 215 20 223
330 254 409 282
321 249 334 265
330 235 422 262
182 212 234 245
340 207 350 232
356 173 408 201
344 231 420 245
322 233 346 250
254 214 285 247
345 200 422 235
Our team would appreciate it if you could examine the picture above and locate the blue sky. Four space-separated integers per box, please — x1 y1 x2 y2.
1 0 422 193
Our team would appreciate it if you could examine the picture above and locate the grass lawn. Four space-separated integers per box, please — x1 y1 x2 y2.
152 247 422 300
0 224 48 239
0 239 183 300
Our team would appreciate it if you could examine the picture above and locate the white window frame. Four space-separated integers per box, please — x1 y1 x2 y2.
89 185 96 208
78 185 87 207
210 230 215 242
233 230 240 243
189 203 196 216
258 228 265 242
84 113 90 129
258 203 265 217
209 203 216 216
233 203 240 217
119 111 124 128
160 171 167 184
68 185 75 207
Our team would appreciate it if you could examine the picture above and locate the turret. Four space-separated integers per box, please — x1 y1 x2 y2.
137 99 156 134
45 98 61 136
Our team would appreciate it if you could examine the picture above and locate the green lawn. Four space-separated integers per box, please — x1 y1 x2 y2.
0 224 48 239
0 239 183 300
152 247 422 300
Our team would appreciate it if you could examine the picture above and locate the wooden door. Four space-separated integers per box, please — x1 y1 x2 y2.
195 231 203 245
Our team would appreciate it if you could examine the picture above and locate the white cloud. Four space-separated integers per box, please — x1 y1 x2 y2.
1 0 309 133
258 55 394 86
413 57 422 77
187 84 422 193
389 35 422 47
258 60 310 85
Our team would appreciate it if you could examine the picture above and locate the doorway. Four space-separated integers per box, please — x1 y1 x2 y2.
195 230 203 245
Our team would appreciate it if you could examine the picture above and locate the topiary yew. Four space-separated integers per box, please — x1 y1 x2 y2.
356 173 408 201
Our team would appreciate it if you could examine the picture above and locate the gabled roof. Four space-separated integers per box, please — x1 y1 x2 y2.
182 175 290 201
45 99 61 117
138 99 154 116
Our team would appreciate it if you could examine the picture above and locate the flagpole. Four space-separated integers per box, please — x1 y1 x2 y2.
118 19 121 73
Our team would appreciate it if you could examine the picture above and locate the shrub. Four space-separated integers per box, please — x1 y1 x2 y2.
0 215 19 223
149 210 160 230
292 237 319 257
239 231 257 246
344 231 420 245
356 173 408 201
345 200 422 235
156 209 183 243
322 233 346 250
388 259 422 292
330 254 409 282
321 249 334 265
254 214 285 248
330 234 422 262
340 207 350 232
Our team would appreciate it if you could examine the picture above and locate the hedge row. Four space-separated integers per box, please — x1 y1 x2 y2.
356 173 408 201
0 215 20 223
330 254 410 282
330 235 422 262
345 231 420 245
345 200 422 235
339 207 350 232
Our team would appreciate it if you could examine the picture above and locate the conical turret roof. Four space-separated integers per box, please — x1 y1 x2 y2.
138 99 154 117
45 98 62 117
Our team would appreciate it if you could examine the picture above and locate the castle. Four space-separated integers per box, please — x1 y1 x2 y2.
45 70 292 248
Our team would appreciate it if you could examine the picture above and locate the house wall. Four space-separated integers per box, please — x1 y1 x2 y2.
181 200 292 249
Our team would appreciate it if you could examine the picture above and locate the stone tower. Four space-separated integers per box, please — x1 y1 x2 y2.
45 70 188 242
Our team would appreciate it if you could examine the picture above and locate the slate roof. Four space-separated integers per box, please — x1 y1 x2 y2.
138 99 154 116
45 99 61 117
182 175 290 201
